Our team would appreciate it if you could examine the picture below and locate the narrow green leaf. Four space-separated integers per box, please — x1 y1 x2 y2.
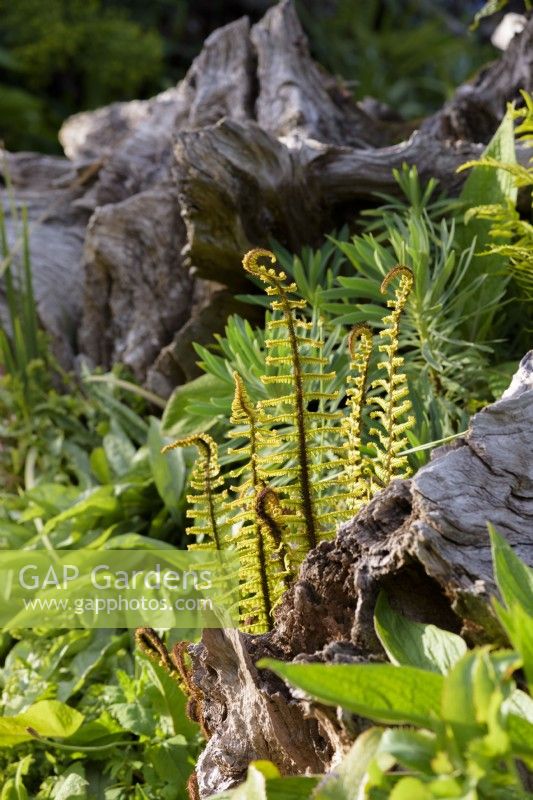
489 524 533 613
148 416 186 513
162 373 229 435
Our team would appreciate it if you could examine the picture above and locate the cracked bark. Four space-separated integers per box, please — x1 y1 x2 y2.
1 2 531 381
189 353 533 797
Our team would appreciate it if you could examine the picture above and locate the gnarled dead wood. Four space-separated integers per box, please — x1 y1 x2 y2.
1 1 532 381
189 353 533 797
0 151 90 366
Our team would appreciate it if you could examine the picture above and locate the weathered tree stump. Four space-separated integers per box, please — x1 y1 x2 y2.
1 2 531 383
189 353 533 797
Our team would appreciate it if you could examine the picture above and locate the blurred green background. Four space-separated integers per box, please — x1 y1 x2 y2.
0 0 494 154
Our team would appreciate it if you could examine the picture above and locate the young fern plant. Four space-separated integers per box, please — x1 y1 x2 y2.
163 251 415 633
161 433 229 551
341 323 374 511
223 372 290 632
369 267 415 487
244 248 346 562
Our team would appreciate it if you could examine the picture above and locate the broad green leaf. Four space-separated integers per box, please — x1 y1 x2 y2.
457 108 517 337
147 736 194 786
505 689 533 723
57 630 130 702
460 110 517 209
441 650 484 726
42 486 118 534
24 483 80 515
141 650 198 739
389 777 432 800
51 767 88 800
109 699 154 737
219 766 318 800
231 762 279 800
504 689 533 762
374 592 466 674
440 649 511 749
0 700 84 747
376 729 437 774
489 525 533 614
103 421 136 477
148 416 186 514
89 446 111 484
313 728 383 799
267 777 318 799
258 660 443 728
102 532 175 550
508 712 533 759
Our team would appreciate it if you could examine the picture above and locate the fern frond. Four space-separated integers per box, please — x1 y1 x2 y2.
163 249 420 634
243 248 345 560
368 266 415 486
341 323 374 511
220 372 290 632
162 433 228 550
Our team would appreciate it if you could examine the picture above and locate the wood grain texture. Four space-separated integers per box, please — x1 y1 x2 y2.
1 2 531 380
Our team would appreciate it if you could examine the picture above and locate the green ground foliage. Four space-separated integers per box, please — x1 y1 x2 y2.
236 529 533 799
0 50 532 800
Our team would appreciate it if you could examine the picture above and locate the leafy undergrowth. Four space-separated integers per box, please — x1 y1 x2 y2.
0 629 202 798
224 529 533 799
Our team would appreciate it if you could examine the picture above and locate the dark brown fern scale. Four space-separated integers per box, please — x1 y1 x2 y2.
172 641 211 740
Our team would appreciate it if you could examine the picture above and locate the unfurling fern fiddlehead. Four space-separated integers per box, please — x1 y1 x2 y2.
161 433 228 550
243 248 344 566
224 372 289 632
369 266 415 486
342 323 374 511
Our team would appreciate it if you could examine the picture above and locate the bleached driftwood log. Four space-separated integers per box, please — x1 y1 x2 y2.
1 2 532 384
189 352 533 797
